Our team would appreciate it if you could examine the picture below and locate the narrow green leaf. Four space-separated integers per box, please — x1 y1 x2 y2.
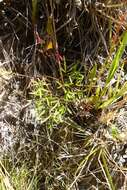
32 0 38 25
106 31 127 84
88 64 97 81
101 152 116 190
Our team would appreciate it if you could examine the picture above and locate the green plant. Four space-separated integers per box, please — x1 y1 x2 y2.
87 31 127 109
32 78 66 127
32 29 127 129
110 125 120 139
0 160 38 190
31 62 86 128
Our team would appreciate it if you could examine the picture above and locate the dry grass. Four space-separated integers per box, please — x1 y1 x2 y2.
0 1 127 190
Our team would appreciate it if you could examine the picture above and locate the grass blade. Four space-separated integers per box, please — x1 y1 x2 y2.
106 31 127 84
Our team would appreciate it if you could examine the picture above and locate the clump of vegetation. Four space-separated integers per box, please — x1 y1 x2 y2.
0 160 38 190
0 0 127 189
